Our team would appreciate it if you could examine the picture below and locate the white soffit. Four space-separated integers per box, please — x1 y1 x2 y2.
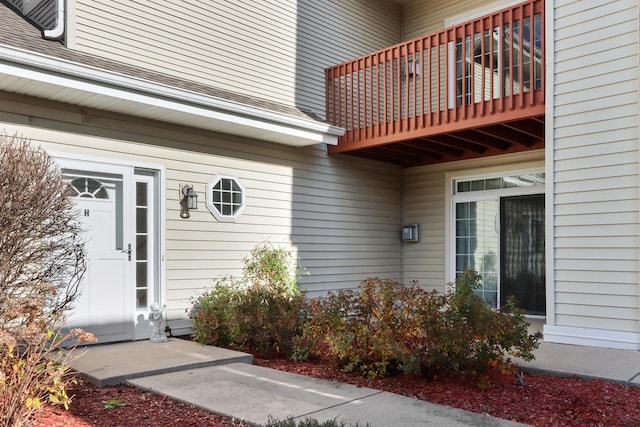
0 46 343 147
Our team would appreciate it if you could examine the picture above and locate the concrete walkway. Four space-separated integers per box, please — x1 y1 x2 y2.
517 342 640 385
129 362 525 426
69 338 526 426
68 338 640 426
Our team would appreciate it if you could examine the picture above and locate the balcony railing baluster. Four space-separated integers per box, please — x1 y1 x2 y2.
326 0 544 154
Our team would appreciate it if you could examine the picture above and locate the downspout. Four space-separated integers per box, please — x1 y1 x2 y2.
43 0 64 40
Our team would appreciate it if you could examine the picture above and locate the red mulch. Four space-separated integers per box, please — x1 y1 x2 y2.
30 381 248 427
252 354 640 426
30 351 640 426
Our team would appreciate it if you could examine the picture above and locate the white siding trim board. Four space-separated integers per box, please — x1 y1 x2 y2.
557 282 640 297
554 55 638 87
542 324 640 351
550 0 640 347
544 325 640 351
555 17 637 56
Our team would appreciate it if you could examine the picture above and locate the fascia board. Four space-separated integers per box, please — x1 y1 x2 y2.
0 45 344 145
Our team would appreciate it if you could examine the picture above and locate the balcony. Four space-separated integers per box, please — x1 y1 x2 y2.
326 0 545 167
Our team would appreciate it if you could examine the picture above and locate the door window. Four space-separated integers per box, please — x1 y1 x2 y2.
135 180 150 309
67 177 109 199
134 171 158 314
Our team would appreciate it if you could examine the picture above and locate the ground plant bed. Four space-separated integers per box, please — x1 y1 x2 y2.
30 351 640 426
30 379 248 427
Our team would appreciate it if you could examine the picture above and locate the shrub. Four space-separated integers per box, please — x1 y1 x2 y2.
231 285 307 354
189 279 239 347
416 270 541 377
190 244 307 354
0 134 92 426
0 328 93 427
296 274 541 380
243 244 303 297
295 278 435 378
0 134 86 336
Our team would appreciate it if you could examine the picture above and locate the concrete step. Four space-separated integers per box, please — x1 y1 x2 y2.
67 338 252 387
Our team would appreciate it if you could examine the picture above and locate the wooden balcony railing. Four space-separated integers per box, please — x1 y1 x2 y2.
326 0 544 154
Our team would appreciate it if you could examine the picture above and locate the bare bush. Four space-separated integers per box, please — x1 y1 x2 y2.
0 133 89 426
0 133 85 336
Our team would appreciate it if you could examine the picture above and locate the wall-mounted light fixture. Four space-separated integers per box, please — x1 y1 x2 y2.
179 184 198 219
403 59 420 78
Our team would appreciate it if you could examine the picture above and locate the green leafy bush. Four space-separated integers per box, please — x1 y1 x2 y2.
189 280 239 347
190 244 306 354
296 274 540 379
243 244 303 297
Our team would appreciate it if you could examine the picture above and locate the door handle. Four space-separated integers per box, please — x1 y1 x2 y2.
120 243 132 261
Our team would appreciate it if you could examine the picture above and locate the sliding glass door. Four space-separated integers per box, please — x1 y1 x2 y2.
453 173 545 314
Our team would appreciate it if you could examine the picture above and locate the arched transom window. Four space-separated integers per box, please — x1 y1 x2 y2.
66 177 109 199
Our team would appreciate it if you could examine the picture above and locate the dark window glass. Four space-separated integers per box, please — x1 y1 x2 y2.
136 182 147 206
500 194 545 315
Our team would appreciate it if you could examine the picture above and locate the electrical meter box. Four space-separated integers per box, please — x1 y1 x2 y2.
401 224 419 242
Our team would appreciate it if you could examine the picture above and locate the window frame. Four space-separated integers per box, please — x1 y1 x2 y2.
447 167 545 311
206 174 246 222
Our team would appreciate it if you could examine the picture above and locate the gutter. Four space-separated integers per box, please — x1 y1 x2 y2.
43 0 64 40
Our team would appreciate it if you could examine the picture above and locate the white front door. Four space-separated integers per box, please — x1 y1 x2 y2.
64 166 135 343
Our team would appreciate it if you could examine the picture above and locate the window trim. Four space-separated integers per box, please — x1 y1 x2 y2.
206 174 245 222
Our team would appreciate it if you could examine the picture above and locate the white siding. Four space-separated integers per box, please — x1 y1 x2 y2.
402 150 544 292
71 0 400 120
401 0 516 40
551 0 639 333
0 94 402 322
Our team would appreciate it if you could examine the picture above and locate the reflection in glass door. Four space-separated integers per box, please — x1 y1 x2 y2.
455 200 499 307
500 194 545 315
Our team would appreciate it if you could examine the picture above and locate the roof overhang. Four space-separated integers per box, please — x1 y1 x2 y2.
0 45 344 147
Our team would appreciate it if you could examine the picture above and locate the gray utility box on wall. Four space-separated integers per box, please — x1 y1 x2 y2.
401 224 419 242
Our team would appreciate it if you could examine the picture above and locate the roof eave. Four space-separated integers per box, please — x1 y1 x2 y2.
0 45 344 147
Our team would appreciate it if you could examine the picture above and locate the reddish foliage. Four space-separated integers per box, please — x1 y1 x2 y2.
253 353 640 427
30 354 640 426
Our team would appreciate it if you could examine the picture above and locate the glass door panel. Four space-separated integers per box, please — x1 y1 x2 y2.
455 200 499 307
135 178 154 310
500 194 545 315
